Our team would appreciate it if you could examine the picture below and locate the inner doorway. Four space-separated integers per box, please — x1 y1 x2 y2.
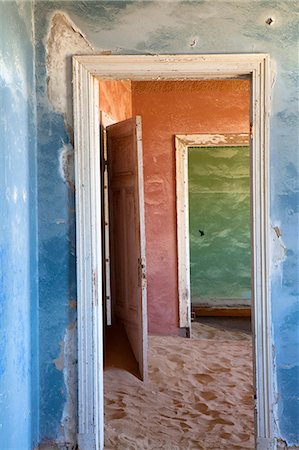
176 133 252 333
189 141 251 317
100 78 254 448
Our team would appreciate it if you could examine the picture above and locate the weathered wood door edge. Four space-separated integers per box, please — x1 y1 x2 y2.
136 115 148 382
100 111 116 326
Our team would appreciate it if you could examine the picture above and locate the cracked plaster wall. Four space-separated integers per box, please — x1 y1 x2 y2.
32 0 298 446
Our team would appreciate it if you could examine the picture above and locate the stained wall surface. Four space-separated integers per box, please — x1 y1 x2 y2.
0 1 38 448
99 80 132 122
11 0 298 446
132 80 250 334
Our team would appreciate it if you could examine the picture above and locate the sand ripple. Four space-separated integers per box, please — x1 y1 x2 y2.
104 322 254 449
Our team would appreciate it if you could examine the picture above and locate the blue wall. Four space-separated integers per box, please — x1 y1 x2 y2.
0 1 38 449
34 3 78 442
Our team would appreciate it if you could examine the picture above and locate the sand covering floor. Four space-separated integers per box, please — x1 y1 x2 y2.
104 322 254 449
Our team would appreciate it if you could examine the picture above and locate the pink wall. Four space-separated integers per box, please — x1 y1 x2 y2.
99 80 132 121
132 80 250 335
99 79 250 335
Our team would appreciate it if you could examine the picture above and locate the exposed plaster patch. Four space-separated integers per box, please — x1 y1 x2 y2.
68 299 76 309
270 224 287 280
53 323 77 448
53 342 64 372
46 12 94 135
270 58 277 92
274 226 282 238
59 143 74 189
145 176 168 207
16 0 26 18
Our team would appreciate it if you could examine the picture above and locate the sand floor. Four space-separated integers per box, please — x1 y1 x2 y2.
104 322 254 450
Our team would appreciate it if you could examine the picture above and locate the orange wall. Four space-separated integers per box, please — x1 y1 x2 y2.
132 80 250 335
99 80 132 121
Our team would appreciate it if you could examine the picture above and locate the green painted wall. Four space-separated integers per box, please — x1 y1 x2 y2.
188 146 251 305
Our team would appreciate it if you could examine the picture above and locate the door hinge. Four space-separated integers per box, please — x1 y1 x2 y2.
138 258 146 288
250 122 253 139
138 258 141 287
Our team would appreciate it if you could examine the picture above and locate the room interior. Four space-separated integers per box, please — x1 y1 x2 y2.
98 78 254 448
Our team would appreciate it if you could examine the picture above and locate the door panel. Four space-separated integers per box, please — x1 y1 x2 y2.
107 116 148 380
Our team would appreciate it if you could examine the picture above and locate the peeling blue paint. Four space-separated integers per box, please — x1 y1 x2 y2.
34 5 77 439
36 111 77 439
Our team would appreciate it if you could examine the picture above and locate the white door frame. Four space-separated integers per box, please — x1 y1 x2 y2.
72 54 274 450
100 111 116 326
176 133 250 330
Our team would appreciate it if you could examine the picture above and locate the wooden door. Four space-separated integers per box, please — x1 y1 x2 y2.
107 116 148 381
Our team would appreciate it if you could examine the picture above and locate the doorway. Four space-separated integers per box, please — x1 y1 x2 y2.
73 54 273 450
176 133 252 333
101 78 254 448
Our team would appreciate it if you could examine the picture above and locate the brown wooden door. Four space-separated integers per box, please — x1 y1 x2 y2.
107 116 148 381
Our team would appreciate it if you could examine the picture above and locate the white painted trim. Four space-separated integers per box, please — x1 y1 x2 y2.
74 54 269 80
73 60 103 450
72 54 273 450
175 135 191 329
251 55 274 444
257 437 277 450
175 133 249 330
